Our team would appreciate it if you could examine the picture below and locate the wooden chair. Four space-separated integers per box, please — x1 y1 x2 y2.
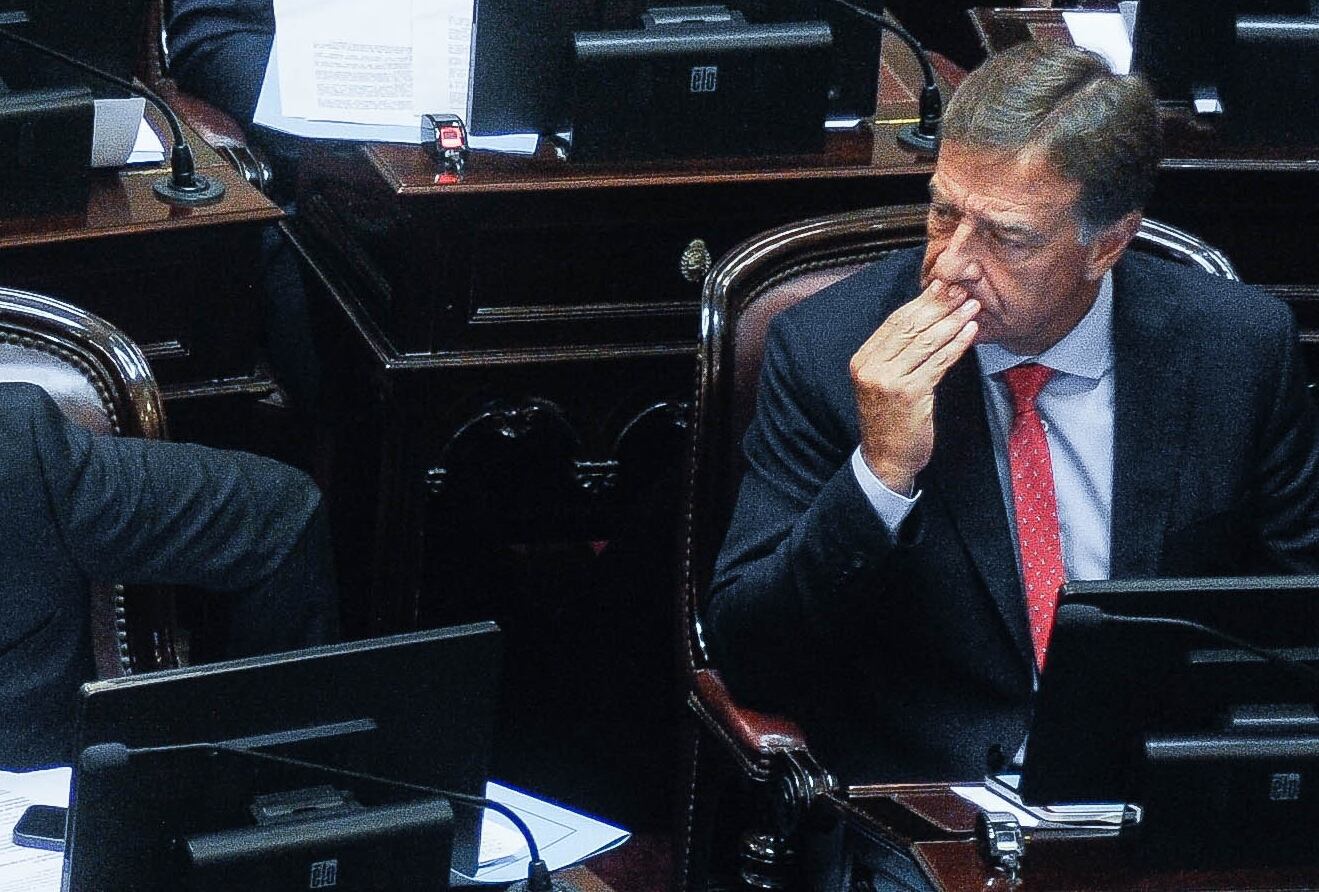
0 286 183 678
676 204 1238 890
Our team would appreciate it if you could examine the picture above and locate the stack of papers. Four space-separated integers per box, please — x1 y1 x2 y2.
952 773 1138 832
457 782 630 884
254 0 537 153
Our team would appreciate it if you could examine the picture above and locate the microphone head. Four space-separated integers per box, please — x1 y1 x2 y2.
78 742 131 774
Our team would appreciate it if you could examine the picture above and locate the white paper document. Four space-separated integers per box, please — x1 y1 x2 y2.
256 1 536 153
91 98 144 167
1063 11 1134 75
1118 1 1139 41
458 781 630 884
952 774 1131 832
82 99 164 168
0 768 71 892
277 0 415 126
256 45 537 152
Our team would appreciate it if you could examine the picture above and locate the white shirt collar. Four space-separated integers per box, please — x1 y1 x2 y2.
974 271 1114 381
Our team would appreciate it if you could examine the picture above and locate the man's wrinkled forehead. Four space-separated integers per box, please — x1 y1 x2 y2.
929 143 1081 227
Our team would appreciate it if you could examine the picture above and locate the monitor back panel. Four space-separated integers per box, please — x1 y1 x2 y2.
569 21 832 161
66 623 501 888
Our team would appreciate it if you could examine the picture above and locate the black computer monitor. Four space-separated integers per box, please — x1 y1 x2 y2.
1018 576 1319 865
1131 0 1319 143
466 0 883 135
62 623 502 890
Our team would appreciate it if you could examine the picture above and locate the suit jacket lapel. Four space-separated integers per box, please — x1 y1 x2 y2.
929 355 1035 667
1110 256 1193 577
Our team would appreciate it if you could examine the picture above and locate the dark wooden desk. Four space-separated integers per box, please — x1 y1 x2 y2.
0 117 283 442
288 119 937 822
833 784 1319 891
293 122 936 628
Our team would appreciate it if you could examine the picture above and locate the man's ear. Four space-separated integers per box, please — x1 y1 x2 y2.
1084 211 1142 281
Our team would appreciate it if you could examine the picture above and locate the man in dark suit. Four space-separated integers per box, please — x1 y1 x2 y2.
706 41 1319 788
0 382 338 768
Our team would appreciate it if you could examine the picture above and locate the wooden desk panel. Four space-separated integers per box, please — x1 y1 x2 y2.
0 158 278 249
299 125 934 356
0 119 282 423
835 785 1319 892
294 120 938 628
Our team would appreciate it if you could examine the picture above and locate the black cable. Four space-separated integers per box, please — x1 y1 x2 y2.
1065 604 1319 689
830 0 942 152
0 24 225 203
831 0 935 87
205 743 543 864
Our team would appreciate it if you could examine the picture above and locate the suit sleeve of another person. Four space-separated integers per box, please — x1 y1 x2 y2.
1248 309 1319 569
23 385 337 651
705 279 918 710
168 0 275 126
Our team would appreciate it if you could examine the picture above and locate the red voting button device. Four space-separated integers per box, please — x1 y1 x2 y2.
421 113 468 171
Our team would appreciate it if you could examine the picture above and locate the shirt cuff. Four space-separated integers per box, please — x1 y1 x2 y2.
850 447 920 534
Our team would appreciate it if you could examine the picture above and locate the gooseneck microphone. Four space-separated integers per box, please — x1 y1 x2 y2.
1060 603 1319 689
832 0 942 154
82 741 582 892
0 24 226 205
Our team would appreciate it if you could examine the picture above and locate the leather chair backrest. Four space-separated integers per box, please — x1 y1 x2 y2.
0 286 180 678
681 204 1238 676
137 0 170 84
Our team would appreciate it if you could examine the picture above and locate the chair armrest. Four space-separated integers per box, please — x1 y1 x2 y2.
152 78 248 148
691 668 810 776
151 79 273 194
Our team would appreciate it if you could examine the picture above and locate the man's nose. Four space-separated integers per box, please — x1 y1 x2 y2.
932 221 983 286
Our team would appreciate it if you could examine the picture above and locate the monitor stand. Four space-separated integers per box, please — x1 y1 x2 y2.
184 785 454 892
1135 704 1319 868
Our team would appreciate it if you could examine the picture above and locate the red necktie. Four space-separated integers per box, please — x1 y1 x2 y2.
1002 363 1065 670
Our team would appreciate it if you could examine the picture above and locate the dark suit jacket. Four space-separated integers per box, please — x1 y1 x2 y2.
0 383 336 768
168 0 274 127
706 247 1319 785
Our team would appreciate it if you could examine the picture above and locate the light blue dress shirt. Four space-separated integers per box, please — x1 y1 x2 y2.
852 272 1115 583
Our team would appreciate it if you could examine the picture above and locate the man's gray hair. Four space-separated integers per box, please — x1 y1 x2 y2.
941 41 1161 239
